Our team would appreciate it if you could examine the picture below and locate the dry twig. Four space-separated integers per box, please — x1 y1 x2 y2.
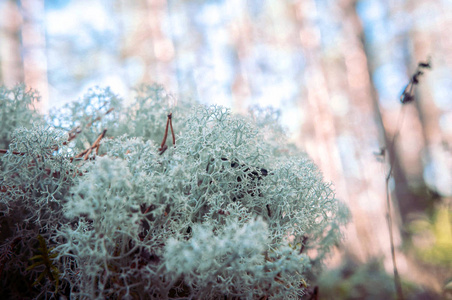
159 113 176 155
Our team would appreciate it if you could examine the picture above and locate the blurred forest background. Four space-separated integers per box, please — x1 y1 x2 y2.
1 0 451 298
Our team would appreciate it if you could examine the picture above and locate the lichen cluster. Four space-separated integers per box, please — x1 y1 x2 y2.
0 84 347 299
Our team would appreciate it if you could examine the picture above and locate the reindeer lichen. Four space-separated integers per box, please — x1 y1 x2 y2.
0 83 348 299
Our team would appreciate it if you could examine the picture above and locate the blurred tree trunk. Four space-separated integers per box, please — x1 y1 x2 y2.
228 5 252 115
292 0 401 267
115 0 175 93
356 0 450 292
20 0 48 113
0 0 24 86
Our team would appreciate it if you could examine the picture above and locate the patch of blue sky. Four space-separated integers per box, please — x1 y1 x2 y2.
316 0 343 48
45 0 124 105
337 134 361 178
372 62 407 109
195 2 231 28
424 159 452 197
45 0 71 10
356 0 387 23
363 21 392 46
45 1 116 36
431 68 452 111
439 113 452 134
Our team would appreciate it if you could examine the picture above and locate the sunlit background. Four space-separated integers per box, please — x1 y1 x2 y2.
1 0 451 297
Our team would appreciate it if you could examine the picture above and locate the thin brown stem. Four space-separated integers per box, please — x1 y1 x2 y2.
65 106 114 146
159 114 170 152
75 129 107 160
169 113 175 145
385 174 404 300
384 107 406 300
159 113 175 155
